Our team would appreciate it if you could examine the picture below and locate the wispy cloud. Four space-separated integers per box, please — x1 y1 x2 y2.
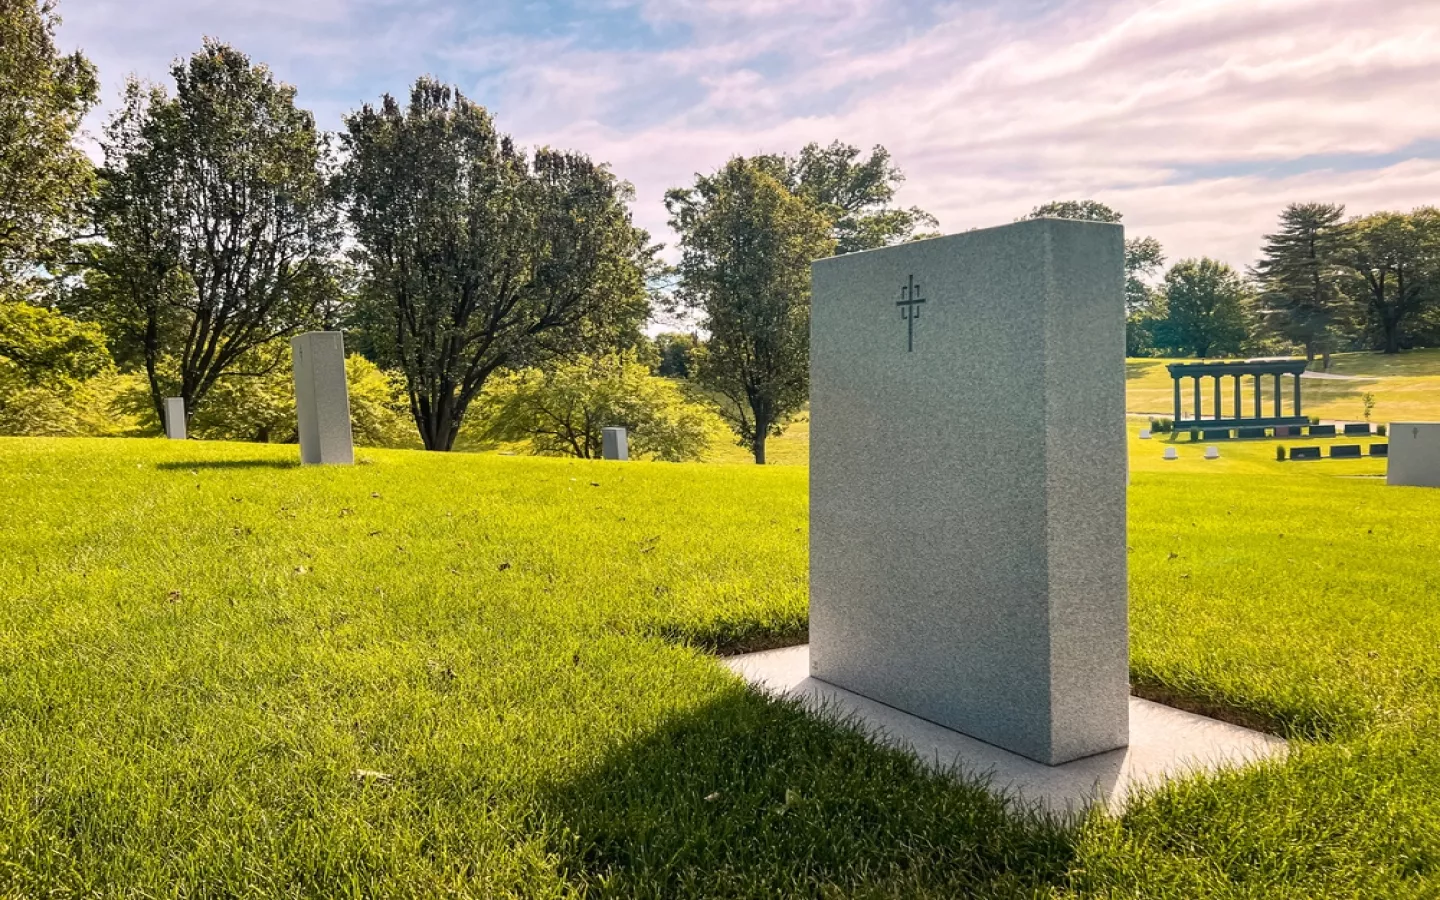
58 0 1440 267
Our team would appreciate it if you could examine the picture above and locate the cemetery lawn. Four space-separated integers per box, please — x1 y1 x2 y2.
3 436 1440 898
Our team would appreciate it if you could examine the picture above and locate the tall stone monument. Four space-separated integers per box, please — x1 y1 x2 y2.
809 218 1128 766
1388 423 1440 487
291 331 354 466
164 397 186 440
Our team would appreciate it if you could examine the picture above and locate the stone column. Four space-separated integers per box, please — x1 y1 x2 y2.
1233 375 1242 420
1273 373 1282 418
1193 377 1202 425
164 397 186 440
1172 376 1181 425
291 331 354 466
1254 375 1262 419
601 427 629 461
1293 373 1303 418
1213 375 1222 422
810 217 1128 766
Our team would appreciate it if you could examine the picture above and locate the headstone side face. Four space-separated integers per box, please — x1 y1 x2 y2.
291 331 354 466
809 218 1128 766
1387 423 1440 487
602 427 629 461
164 397 186 441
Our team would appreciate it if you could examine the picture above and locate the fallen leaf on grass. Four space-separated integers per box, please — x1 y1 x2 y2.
352 769 393 783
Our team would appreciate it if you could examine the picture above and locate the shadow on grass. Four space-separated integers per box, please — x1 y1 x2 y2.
534 687 1078 899
155 459 300 471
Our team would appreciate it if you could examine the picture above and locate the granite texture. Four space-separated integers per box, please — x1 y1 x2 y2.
809 218 1128 766
1388 423 1440 487
726 645 1286 816
164 397 186 441
291 332 354 466
602 427 629 461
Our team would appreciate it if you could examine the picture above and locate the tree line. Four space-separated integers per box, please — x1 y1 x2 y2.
3 0 1438 464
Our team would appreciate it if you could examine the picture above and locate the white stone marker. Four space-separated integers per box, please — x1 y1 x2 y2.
1163 447 1178 460
1204 445 1220 460
810 218 1127 766
1139 429 1152 439
291 331 354 466
164 397 186 440
602 427 629 461
1388 423 1440 487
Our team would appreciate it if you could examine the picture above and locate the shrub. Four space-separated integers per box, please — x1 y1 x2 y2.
1378 424 1388 437
1149 417 1174 434
1277 446 1287 461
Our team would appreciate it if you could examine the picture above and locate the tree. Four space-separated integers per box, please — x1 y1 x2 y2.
0 297 110 433
666 158 835 464
340 78 652 451
483 351 724 461
652 331 698 378
1154 258 1250 358
756 141 936 254
1342 209 1440 354
0 0 98 292
85 41 337 426
1251 203 1354 360
1023 200 1166 316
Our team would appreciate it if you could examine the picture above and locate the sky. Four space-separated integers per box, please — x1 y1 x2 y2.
56 0 1440 274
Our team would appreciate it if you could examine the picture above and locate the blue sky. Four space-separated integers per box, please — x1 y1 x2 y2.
57 0 1440 272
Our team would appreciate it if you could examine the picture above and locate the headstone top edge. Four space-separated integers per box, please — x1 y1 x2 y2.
810 218 1123 270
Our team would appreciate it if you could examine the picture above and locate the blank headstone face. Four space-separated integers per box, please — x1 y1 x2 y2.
291 331 354 466
602 427 629 461
809 218 1128 766
1205 445 1221 459
1164 447 1179 460
164 397 186 441
1388 423 1440 487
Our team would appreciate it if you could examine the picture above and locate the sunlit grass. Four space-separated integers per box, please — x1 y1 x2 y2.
2 436 1439 897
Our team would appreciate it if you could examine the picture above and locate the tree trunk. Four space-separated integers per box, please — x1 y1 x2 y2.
753 434 767 465
752 406 769 465
1384 324 1402 355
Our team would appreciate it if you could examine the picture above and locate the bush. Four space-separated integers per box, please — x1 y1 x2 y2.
481 351 727 461
1149 417 1174 434
1277 446 1287 461
1378 424 1388 437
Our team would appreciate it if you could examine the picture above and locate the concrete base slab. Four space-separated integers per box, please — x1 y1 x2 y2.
724 645 1286 817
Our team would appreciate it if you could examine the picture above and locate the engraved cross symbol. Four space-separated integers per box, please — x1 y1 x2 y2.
896 274 926 353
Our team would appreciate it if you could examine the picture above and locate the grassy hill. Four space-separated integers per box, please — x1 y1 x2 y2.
1 436 1438 897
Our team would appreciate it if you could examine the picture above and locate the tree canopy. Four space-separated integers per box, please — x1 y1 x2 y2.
340 78 652 451
1342 209 1440 355
0 0 97 295
1155 258 1250 358
82 40 337 425
666 157 835 464
1251 203 1353 360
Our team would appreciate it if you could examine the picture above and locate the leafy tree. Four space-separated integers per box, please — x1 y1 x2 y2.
666 157 835 464
1251 203 1354 359
1154 258 1250 358
1023 200 1166 316
84 40 337 427
483 350 723 461
756 142 936 254
0 298 112 434
652 331 699 378
1342 209 1440 354
340 78 652 451
0 0 98 292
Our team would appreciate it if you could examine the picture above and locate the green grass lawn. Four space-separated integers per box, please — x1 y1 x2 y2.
3 435 1440 897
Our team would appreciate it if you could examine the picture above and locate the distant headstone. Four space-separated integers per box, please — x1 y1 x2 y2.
1310 424 1337 437
1290 446 1321 460
1237 426 1266 439
810 218 1127 766
1343 423 1371 436
1139 429 1152 439
1388 423 1440 487
1163 446 1179 460
291 331 354 466
1331 444 1362 459
602 427 629 461
1370 443 1389 457
1204 445 1220 460
164 397 186 441
1202 429 1231 441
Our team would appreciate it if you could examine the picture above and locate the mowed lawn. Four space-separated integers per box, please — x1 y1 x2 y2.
3 436 1440 898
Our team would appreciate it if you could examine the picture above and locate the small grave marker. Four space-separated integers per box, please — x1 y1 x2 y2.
164 397 186 441
602 427 629 461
